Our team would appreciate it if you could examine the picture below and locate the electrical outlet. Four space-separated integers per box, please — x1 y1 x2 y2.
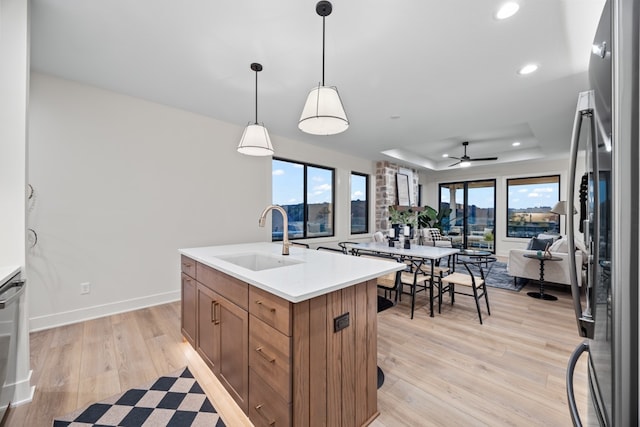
80 282 91 295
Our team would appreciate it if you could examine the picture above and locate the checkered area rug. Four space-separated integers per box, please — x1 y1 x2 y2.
53 367 225 427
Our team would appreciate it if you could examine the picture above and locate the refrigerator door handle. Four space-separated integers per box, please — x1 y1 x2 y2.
566 340 589 427
567 91 595 339
0 280 26 309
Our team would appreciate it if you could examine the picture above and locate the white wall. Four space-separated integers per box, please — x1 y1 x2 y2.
27 73 375 330
419 156 585 258
0 0 28 266
1 0 33 405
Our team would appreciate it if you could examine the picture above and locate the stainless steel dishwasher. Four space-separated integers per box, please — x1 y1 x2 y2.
0 271 25 423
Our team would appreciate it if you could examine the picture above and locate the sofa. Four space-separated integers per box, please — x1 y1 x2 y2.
507 234 585 286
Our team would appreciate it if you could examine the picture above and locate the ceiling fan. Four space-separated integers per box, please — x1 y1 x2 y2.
448 141 498 167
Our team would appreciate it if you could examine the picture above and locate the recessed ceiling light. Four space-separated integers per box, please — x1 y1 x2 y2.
460 161 471 168
518 63 538 75
512 141 521 146
496 2 520 20
442 153 449 158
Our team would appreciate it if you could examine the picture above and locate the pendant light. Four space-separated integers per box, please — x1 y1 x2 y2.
237 62 274 156
298 1 349 136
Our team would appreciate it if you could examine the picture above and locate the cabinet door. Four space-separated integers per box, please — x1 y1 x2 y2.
218 296 249 413
181 273 196 346
197 284 220 373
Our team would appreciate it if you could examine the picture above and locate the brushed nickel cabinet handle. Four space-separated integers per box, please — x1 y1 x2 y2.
182 262 192 268
255 300 276 313
213 301 220 325
255 346 276 363
255 404 276 426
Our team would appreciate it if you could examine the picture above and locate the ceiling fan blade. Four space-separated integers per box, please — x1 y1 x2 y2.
448 160 461 167
469 156 498 161
448 156 462 160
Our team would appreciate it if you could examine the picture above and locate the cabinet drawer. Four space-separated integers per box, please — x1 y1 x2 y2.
196 262 248 310
181 255 196 278
249 369 291 427
249 286 291 336
249 315 291 402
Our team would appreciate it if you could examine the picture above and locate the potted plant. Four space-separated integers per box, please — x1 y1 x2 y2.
388 205 417 238
417 205 452 231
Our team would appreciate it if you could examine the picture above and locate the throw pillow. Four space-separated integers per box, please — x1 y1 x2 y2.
537 233 562 242
428 228 443 241
527 237 554 251
549 237 568 253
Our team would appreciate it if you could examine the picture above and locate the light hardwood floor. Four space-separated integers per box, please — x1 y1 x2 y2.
6 281 588 426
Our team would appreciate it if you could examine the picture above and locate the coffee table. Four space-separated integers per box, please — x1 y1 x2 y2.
523 253 562 301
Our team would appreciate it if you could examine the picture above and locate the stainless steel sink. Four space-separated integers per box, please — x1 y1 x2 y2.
216 252 303 271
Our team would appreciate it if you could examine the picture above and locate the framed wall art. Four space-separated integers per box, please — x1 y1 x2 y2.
396 173 410 206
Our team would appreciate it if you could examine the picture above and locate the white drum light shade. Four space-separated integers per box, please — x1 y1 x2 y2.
298 85 349 135
237 123 274 156
299 1 348 136
237 62 274 156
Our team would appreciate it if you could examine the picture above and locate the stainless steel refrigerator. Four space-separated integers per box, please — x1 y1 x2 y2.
565 0 639 426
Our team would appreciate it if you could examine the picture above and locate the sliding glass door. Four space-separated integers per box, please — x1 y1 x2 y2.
439 179 496 252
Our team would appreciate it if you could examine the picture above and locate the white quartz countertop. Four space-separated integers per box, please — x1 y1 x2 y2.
179 242 405 303
0 266 21 287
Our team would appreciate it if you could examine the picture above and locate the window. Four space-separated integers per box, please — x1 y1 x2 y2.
439 179 496 251
272 158 334 240
507 175 560 238
350 172 369 234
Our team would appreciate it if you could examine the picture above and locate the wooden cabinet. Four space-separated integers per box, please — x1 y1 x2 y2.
181 255 379 426
181 257 249 413
196 283 249 412
248 288 293 426
249 369 291 427
217 292 249 413
181 255 197 279
180 256 197 347
196 284 218 369
247 278 379 427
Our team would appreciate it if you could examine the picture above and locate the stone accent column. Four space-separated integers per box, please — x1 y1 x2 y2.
374 161 419 232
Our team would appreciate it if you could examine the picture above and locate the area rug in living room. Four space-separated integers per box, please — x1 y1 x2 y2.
481 261 526 292
52 367 225 427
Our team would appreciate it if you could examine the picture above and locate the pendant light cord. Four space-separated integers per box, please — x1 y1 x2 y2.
321 15 325 86
254 69 258 124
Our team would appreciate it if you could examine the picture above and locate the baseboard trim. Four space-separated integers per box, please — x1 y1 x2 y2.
29 290 180 332
11 370 34 406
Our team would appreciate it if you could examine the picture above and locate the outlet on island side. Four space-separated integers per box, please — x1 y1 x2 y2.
334 312 350 332
80 282 91 295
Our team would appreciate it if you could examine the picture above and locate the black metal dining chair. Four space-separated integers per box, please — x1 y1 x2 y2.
337 241 359 254
440 257 496 324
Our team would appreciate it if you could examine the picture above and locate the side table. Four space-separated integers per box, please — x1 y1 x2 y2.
523 253 562 301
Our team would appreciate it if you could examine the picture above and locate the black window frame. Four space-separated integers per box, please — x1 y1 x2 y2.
506 174 561 238
272 157 336 241
350 171 369 235
438 179 497 252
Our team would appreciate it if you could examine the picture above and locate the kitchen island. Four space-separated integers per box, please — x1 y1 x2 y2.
179 242 404 427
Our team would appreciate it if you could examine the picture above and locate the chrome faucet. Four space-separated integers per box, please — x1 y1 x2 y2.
259 205 291 255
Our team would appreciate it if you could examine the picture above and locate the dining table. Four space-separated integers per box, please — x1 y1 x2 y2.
349 242 460 317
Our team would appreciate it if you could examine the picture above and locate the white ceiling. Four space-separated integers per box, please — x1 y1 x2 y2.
30 0 606 171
